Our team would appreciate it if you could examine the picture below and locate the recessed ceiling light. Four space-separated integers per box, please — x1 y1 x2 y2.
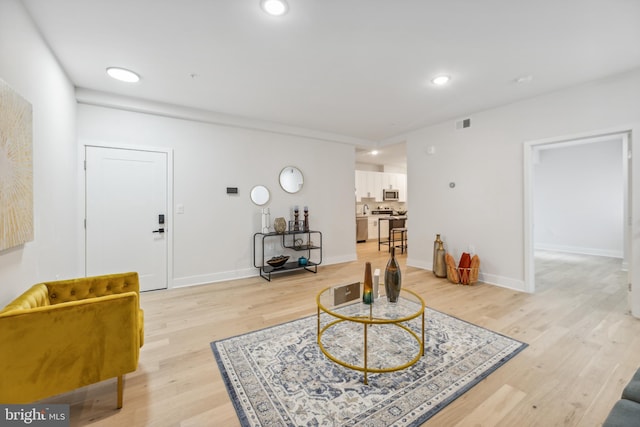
371 150 379 155
431 75 450 86
261 0 288 16
106 67 140 83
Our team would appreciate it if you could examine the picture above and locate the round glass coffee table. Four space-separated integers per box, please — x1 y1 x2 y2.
316 283 425 384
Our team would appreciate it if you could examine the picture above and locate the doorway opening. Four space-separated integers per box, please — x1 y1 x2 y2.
524 131 631 297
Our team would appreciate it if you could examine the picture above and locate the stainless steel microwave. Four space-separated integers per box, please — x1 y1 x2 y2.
383 189 399 201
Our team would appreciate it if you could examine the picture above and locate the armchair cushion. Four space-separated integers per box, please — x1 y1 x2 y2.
0 272 144 405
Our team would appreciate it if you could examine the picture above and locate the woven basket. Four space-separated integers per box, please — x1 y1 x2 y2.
449 267 479 285
446 253 480 285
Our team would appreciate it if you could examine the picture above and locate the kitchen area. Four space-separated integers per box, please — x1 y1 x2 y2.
355 143 407 252
355 169 407 250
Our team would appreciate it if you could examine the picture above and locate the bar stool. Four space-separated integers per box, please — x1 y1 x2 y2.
390 227 407 254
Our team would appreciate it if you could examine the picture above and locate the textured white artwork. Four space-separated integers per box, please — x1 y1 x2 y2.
0 78 33 251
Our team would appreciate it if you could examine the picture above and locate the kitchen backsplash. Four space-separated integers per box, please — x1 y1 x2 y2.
356 198 407 215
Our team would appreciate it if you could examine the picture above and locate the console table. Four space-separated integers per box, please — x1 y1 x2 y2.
253 230 322 281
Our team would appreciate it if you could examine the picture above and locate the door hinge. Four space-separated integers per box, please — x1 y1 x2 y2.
84 218 86 229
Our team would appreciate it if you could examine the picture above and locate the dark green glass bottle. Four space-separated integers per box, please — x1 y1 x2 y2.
385 247 402 303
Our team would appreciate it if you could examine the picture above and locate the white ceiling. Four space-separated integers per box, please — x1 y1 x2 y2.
21 0 640 167
355 143 407 169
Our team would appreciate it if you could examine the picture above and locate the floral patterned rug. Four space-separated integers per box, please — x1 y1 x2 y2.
211 303 527 427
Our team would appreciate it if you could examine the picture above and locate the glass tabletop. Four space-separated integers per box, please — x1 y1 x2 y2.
317 282 424 324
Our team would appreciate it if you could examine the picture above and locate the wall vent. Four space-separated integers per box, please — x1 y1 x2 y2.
455 118 471 130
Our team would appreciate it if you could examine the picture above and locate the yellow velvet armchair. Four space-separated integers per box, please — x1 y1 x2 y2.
0 272 144 408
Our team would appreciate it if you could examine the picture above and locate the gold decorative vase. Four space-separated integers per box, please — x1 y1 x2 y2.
274 217 286 234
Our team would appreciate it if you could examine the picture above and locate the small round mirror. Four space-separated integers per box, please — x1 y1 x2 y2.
250 185 270 206
279 166 304 193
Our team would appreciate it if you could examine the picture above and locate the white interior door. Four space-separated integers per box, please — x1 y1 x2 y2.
85 146 168 291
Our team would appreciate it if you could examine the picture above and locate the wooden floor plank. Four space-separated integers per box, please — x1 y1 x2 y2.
37 243 640 426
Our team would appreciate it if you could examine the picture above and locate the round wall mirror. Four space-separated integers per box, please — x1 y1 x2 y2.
279 166 304 193
250 185 270 206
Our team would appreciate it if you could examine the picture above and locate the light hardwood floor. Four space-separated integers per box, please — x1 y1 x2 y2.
41 241 640 426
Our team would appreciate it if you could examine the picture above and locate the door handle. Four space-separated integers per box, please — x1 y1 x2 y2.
152 228 165 233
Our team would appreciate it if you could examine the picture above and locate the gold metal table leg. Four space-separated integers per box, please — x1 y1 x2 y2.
363 322 368 385
422 310 425 356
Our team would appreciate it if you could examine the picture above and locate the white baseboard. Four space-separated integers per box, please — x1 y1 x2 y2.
172 268 256 288
477 272 526 292
406 258 526 292
535 244 623 259
406 257 431 271
171 254 358 289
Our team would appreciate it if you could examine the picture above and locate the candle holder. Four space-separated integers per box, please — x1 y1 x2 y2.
293 207 300 231
289 220 304 232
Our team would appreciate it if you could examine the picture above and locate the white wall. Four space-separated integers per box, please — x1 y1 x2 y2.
534 140 623 257
0 0 78 306
406 69 640 303
77 103 357 287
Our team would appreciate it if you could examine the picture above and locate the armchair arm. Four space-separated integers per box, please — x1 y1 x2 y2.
0 292 140 404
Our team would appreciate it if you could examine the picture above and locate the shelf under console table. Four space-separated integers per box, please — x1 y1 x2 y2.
253 230 323 281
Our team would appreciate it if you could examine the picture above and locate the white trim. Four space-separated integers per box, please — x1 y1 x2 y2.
172 255 357 289
534 244 623 259
172 269 256 288
477 273 525 292
75 88 375 147
406 259 526 291
524 125 637 317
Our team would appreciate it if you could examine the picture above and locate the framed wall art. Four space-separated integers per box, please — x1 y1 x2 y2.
0 78 33 251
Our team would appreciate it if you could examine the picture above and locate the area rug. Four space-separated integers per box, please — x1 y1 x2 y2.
211 302 527 427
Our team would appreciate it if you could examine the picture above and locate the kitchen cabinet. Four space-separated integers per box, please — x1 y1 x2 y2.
379 218 389 240
355 170 371 200
355 171 407 202
394 173 407 202
367 216 378 239
381 173 395 191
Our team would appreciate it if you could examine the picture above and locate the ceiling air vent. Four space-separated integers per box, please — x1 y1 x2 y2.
455 118 471 130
